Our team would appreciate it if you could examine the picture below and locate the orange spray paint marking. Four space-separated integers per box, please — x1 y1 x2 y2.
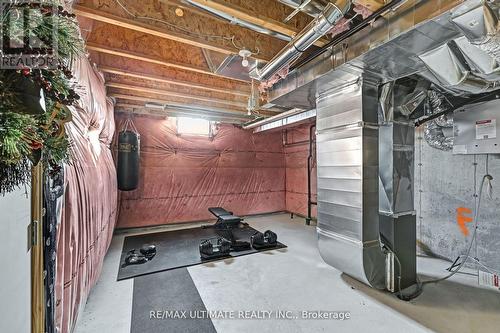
456 207 473 236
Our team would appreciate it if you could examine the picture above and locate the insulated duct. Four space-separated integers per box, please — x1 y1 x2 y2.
423 91 455 151
250 1 352 81
451 0 500 62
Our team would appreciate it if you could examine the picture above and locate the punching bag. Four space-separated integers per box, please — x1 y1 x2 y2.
117 130 140 191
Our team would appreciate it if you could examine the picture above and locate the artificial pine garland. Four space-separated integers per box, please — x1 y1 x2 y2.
0 0 84 194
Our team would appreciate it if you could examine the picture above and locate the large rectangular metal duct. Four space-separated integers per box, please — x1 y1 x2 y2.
316 78 386 289
268 0 469 109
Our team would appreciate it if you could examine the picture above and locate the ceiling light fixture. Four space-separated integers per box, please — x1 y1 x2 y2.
238 48 252 68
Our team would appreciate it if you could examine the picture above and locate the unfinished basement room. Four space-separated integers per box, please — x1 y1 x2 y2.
1 0 500 332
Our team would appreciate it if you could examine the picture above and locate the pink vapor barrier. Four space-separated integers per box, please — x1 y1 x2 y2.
284 123 317 218
115 115 287 228
55 56 118 333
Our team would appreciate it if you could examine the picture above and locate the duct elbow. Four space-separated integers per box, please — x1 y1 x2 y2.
451 0 500 62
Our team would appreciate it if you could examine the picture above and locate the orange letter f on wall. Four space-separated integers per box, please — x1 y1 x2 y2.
457 207 473 236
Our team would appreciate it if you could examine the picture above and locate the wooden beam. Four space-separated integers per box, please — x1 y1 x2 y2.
188 0 297 37
74 4 238 57
110 94 249 115
87 42 252 83
186 0 327 47
100 66 250 97
74 1 286 61
353 0 386 11
106 82 248 108
115 106 252 123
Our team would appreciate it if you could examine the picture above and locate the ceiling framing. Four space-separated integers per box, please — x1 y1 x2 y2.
75 0 321 122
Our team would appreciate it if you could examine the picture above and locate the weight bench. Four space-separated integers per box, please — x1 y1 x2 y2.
202 207 250 252
206 207 246 230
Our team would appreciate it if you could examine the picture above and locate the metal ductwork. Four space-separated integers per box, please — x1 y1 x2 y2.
451 0 500 62
316 79 387 289
242 108 316 132
418 42 500 95
265 0 500 110
250 1 352 81
454 36 500 80
183 0 292 41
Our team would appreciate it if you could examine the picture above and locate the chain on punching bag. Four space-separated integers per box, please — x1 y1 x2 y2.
117 117 140 191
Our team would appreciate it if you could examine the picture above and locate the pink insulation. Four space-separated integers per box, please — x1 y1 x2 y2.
284 124 317 217
55 57 117 333
116 115 287 228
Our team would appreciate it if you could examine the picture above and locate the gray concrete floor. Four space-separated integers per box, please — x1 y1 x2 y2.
75 214 500 333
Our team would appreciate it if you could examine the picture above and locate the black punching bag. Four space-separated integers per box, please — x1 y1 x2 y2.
117 130 140 191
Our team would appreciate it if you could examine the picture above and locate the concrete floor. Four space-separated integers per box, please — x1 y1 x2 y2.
75 214 500 333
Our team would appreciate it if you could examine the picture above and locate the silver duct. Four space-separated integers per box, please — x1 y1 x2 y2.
183 0 292 41
316 79 387 290
266 0 500 110
454 36 500 80
451 0 500 62
250 1 352 81
242 108 316 132
418 43 500 95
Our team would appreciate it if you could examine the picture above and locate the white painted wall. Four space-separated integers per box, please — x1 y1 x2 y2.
0 187 31 333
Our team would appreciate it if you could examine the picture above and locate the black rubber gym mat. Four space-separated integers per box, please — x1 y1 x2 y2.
131 268 216 333
117 225 286 281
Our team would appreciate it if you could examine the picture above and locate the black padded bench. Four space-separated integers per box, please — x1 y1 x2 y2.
206 207 245 230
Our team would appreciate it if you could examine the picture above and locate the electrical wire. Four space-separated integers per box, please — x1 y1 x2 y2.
421 173 493 285
385 171 493 301
455 255 499 275
115 0 236 42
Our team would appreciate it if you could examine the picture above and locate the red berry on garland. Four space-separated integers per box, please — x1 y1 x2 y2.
31 141 43 150
21 68 31 76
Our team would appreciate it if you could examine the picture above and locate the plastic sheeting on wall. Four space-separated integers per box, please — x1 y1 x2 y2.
284 124 317 217
55 57 117 333
115 115 286 228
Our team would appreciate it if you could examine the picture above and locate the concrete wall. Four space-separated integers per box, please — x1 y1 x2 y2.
0 187 31 333
415 128 500 272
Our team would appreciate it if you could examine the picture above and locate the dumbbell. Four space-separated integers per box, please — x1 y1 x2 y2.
122 244 157 267
250 230 278 249
140 244 157 260
199 237 231 259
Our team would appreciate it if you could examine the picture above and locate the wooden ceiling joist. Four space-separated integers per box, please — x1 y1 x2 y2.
100 66 250 97
86 42 214 75
111 94 248 115
87 42 253 84
74 0 288 61
106 82 248 108
187 0 298 38
74 5 237 57
185 0 327 47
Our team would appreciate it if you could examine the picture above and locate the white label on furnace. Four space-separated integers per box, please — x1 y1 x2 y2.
475 119 497 140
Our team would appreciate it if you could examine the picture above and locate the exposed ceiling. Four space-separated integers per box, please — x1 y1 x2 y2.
74 0 385 123
74 0 320 122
